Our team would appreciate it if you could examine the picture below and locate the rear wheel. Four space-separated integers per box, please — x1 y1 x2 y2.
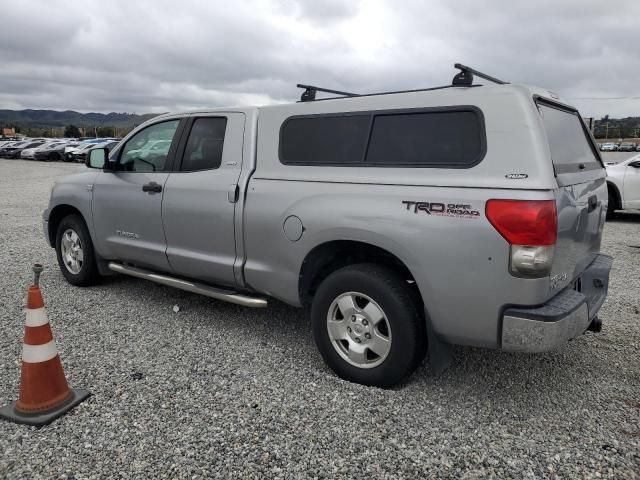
55 214 100 286
311 263 426 388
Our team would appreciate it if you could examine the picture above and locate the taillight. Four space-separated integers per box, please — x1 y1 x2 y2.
486 200 557 278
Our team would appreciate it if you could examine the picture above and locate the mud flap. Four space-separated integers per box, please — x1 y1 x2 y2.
426 312 452 374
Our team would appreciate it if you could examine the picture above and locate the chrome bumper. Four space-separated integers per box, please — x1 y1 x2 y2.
501 254 613 353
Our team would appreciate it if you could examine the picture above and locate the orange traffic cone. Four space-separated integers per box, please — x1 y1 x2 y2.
0 264 89 426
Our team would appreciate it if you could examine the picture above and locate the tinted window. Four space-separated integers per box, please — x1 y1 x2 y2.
279 109 484 167
366 111 483 166
537 103 600 174
119 120 179 172
181 117 227 171
280 114 370 165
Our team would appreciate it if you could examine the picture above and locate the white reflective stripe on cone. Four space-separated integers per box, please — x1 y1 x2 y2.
22 340 58 363
25 307 49 327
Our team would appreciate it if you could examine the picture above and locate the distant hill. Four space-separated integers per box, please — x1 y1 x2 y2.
0 109 160 130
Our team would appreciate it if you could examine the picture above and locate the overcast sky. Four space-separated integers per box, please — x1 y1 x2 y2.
1 0 638 118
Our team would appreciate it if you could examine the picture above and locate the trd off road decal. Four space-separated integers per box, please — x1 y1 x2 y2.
402 201 480 219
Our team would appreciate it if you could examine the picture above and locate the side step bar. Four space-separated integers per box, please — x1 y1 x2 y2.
108 262 268 308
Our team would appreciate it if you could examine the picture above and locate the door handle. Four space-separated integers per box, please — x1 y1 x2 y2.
587 195 598 212
142 182 162 194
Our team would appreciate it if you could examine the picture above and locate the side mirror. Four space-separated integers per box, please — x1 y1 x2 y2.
629 160 640 168
86 148 109 169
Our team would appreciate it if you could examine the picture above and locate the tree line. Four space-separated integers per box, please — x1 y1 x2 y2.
593 115 640 139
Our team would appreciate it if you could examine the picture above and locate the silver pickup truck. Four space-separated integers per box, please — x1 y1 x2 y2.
44 66 612 387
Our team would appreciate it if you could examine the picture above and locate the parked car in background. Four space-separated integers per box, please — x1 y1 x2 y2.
65 138 102 153
67 141 119 162
636 144 640 152
21 141 65 160
600 143 617 151
2 140 46 158
64 139 114 161
618 142 637 152
35 141 78 161
0 141 28 157
606 154 640 216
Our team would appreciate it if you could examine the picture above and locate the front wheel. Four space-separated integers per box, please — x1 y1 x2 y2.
311 264 426 388
55 214 100 286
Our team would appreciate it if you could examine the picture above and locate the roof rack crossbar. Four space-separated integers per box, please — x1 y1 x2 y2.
296 63 507 101
452 63 508 86
297 84 358 102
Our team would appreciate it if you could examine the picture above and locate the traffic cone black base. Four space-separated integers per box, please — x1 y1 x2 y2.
0 389 90 427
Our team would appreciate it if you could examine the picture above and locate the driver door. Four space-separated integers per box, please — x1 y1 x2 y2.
92 118 184 271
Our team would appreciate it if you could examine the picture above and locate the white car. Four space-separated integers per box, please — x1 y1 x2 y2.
64 139 113 157
606 154 640 216
600 143 617 152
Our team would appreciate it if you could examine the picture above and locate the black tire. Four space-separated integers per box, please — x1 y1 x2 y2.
55 214 100 286
48 152 61 162
311 263 426 388
607 188 617 219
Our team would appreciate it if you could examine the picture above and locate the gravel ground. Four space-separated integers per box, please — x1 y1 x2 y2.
0 159 638 479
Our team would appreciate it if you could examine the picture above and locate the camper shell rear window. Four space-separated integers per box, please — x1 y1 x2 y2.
536 98 603 174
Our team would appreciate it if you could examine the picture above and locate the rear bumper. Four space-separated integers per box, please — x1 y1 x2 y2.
501 254 613 353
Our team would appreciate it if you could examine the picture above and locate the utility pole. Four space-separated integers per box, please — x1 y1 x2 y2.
605 122 609 139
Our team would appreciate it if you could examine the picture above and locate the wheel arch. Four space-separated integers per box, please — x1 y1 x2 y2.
607 180 622 210
298 240 422 309
47 204 85 247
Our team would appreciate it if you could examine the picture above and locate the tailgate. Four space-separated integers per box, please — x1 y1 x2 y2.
536 99 608 291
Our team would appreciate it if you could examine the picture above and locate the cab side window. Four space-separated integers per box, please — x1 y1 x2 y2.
181 117 227 172
118 120 180 172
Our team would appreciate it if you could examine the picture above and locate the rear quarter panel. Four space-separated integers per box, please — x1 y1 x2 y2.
243 181 554 348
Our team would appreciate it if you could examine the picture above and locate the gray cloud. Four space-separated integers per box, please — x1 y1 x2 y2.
0 0 638 117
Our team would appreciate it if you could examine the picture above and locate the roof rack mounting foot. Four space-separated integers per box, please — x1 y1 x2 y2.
452 63 508 86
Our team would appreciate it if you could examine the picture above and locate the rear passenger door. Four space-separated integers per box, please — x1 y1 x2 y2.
162 113 245 287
